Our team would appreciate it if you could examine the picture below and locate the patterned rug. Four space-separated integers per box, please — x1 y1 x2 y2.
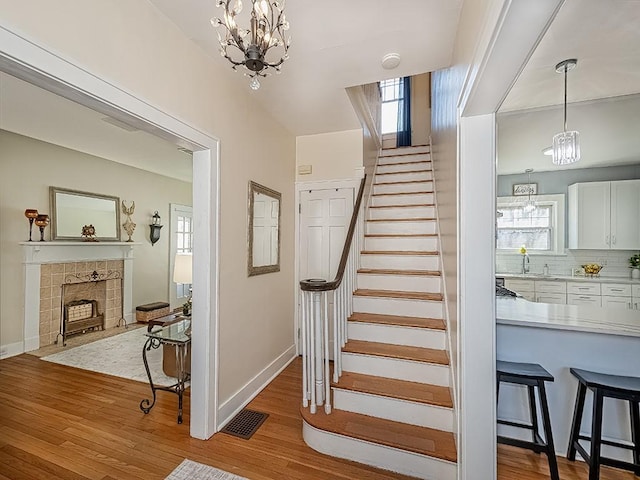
166 460 249 480
41 326 178 387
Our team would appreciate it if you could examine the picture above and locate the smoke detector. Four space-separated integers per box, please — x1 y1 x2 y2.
381 53 401 70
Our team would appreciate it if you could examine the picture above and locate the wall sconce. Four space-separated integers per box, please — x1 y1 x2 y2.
149 211 163 246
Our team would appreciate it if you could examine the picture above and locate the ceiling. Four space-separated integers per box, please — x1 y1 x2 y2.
149 0 463 136
0 72 193 182
498 0 640 174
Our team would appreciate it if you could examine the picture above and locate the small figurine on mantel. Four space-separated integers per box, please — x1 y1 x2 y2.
122 200 136 242
81 224 97 241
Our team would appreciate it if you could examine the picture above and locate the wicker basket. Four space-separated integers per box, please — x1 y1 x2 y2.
136 302 170 323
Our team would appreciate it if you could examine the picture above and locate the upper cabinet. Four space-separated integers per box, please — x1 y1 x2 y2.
568 180 640 250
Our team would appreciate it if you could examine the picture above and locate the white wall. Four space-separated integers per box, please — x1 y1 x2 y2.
296 129 363 182
0 0 296 412
0 131 192 349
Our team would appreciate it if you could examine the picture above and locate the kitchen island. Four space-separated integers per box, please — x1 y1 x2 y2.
497 296 640 460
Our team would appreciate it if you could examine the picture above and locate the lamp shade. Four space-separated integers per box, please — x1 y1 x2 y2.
173 253 193 284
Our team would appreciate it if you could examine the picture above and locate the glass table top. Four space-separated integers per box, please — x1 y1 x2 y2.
146 318 191 344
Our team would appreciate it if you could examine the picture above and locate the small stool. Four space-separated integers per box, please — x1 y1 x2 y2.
497 360 559 480
567 368 640 480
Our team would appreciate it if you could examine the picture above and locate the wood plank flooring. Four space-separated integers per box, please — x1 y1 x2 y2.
0 354 635 479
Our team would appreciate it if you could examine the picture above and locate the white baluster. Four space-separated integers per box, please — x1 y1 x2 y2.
333 289 339 383
309 291 317 413
301 291 308 407
313 291 324 407
324 293 331 414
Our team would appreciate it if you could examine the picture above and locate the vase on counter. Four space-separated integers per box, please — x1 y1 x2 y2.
632 268 640 280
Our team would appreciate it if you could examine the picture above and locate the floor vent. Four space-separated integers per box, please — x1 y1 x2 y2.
221 409 269 440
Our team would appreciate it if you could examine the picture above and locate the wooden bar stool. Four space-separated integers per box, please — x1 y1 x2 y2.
497 360 559 480
567 368 640 480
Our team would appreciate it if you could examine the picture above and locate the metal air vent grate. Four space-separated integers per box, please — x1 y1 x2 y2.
220 409 269 440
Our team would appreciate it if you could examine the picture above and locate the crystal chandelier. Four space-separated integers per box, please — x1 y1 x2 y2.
552 59 580 165
211 0 291 90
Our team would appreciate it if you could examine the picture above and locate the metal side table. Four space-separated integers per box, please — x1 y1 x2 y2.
139 319 191 424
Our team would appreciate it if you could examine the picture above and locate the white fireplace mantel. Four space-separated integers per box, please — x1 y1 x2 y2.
21 241 140 352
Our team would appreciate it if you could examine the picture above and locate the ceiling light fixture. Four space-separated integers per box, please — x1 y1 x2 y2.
211 0 291 90
523 168 536 213
552 58 580 165
542 146 553 156
381 53 401 70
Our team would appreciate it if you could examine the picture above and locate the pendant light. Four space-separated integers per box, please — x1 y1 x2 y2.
552 59 580 165
523 168 536 213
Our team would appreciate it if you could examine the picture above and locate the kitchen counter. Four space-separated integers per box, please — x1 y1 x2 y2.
497 273 640 285
497 296 640 459
497 296 640 337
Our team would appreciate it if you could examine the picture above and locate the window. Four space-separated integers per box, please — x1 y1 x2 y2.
496 194 565 255
380 77 402 134
169 203 193 309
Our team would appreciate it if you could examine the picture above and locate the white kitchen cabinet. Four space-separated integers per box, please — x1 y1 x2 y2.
504 279 534 297
567 282 601 296
602 296 632 310
602 284 632 297
536 293 567 304
568 180 640 250
568 293 602 307
535 280 566 294
633 285 640 310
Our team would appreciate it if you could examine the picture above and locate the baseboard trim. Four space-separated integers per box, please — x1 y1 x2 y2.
217 344 297 430
0 341 25 359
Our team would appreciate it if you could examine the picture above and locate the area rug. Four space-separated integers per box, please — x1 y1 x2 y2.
41 326 179 387
166 459 249 480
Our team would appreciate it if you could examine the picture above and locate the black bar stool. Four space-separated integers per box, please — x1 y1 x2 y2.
497 360 559 480
567 368 640 480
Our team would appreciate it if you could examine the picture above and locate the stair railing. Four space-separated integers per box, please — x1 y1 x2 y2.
299 176 366 414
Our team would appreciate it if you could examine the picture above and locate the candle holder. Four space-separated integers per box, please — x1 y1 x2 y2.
149 211 163 246
34 214 50 242
24 209 39 241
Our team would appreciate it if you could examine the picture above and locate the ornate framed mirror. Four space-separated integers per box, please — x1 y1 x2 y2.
50 187 121 241
248 181 281 276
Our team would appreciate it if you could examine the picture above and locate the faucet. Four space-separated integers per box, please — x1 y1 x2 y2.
522 254 530 274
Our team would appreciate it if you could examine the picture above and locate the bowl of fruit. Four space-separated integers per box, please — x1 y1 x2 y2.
582 264 603 277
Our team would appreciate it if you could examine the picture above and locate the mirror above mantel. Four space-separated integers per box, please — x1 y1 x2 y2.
50 187 121 241
247 181 281 276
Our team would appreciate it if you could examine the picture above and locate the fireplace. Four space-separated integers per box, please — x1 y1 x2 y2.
21 242 136 351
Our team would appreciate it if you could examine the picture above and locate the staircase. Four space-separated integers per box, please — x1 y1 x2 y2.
301 145 457 479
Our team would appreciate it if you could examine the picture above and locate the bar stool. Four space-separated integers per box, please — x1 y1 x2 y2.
497 360 559 480
567 368 640 480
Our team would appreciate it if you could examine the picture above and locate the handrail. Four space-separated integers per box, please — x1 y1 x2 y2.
300 175 367 292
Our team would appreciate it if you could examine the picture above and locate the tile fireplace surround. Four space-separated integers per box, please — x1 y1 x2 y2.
21 242 137 352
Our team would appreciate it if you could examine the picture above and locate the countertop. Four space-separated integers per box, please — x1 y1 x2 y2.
496 296 640 337
497 273 640 285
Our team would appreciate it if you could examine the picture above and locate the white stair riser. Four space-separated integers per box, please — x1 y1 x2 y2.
333 389 454 432
360 254 439 270
348 322 446 349
342 353 450 386
369 205 436 219
357 273 441 293
364 236 438 251
373 181 433 195
375 171 432 183
380 148 430 159
366 221 437 235
371 193 434 207
302 421 456 480
353 296 443 318
377 161 432 174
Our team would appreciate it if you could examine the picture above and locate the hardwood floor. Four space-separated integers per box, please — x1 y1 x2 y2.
0 354 635 479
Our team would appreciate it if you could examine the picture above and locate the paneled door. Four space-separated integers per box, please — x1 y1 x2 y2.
298 187 354 357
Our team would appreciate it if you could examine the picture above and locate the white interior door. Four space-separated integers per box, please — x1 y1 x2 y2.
299 188 354 282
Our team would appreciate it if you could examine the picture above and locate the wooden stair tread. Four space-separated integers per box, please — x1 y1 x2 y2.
349 312 445 330
358 268 441 276
378 160 430 167
300 408 456 462
360 250 438 256
374 179 432 186
372 191 433 196
354 289 442 301
369 203 435 208
367 217 436 222
365 233 437 237
333 372 453 408
343 340 449 366
376 169 432 176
